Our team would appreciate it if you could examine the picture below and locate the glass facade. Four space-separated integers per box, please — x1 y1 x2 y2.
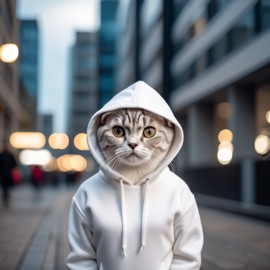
206 0 231 21
172 1 207 56
259 0 270 30
19 20 39 98
227 10 255 53
173 0 188 21
173 2 270 90
99 0 118 107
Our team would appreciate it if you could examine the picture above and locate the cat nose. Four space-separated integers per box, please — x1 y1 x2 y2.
128 143 138 150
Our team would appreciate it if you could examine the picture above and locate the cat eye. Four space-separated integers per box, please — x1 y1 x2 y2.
112 126 125 137
143 127 156 138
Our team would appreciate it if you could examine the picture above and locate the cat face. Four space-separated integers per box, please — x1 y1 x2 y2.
97 109 174 176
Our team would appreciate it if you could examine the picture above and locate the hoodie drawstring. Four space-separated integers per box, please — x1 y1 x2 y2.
139 179 149 253
120 178 127 257
119 178 150 257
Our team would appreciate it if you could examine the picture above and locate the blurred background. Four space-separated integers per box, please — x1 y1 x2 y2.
1 0 269 208
0 0 270 269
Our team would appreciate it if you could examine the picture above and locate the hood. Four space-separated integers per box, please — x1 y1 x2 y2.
87 81 184 184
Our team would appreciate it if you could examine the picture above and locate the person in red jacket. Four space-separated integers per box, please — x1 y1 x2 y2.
30 165 44 190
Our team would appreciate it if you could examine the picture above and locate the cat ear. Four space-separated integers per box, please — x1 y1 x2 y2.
158 115 173 127
100 112 112 124
166 120 173 128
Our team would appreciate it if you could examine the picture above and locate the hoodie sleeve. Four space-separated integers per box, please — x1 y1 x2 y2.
171 191 204 270
66 199 98 270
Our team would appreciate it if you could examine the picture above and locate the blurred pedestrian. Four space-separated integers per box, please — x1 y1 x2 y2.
30 165 44 190
0 142 17 207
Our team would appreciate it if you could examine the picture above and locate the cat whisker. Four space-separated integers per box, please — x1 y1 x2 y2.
139 148 151 157
104 155 120 170
149 155 162 167
115 147 129 155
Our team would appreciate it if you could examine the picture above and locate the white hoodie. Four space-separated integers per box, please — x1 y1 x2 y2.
67 81 203 270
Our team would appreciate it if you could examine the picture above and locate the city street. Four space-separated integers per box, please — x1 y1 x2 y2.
0 183 75 270
0 183 269 270
200 207 270 269
1 1 270 270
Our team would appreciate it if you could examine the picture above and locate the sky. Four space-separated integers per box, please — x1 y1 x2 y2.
17 0 100 132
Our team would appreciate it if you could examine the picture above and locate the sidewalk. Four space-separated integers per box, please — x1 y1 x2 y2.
200 206 270 269
0 183 76 270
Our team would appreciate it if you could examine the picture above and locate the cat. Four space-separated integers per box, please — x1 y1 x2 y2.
97 108 174 184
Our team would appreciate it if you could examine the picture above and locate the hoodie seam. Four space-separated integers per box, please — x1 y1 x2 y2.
180 193 196 217
72 197 91 225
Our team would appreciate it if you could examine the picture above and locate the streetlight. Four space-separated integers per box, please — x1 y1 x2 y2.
0 43 19 63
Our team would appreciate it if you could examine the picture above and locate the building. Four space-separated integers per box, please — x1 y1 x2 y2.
139 0 166 95
38 113 53 141
170 0 270 207
99 0 119 106
19 19 39 131
116 0 140 90
0 0 29 146
67 32 98 156
116 0 171 97
115 0 270 208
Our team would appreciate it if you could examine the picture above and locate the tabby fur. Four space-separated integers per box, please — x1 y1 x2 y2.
97 109 174 184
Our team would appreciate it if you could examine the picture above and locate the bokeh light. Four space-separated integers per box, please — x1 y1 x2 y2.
217 102 231 119
42 157 58 172
266 110 270 124
57 154 87 172
70 155 87 171
74 133 89 150
217 141 234 165
0 43 19 63
48 133 69 150
9 132 46 149
218 129 233 143
19 149 52 166
254 134 270 155
217 129 234 165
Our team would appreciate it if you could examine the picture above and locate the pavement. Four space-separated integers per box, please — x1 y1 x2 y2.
0 183 76 270
0 183 270 270
200 206 270 270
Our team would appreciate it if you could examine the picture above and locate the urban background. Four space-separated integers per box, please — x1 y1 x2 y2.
2 0 270 207
0 0 270 269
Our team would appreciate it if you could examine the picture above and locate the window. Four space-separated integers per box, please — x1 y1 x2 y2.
227 10 255 52
207 35 228 67
260 0 270 31
207 0 231 21
173 0 189 21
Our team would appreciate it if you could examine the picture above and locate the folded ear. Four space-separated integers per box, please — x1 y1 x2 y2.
100 112 112 124
165 120 173 128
